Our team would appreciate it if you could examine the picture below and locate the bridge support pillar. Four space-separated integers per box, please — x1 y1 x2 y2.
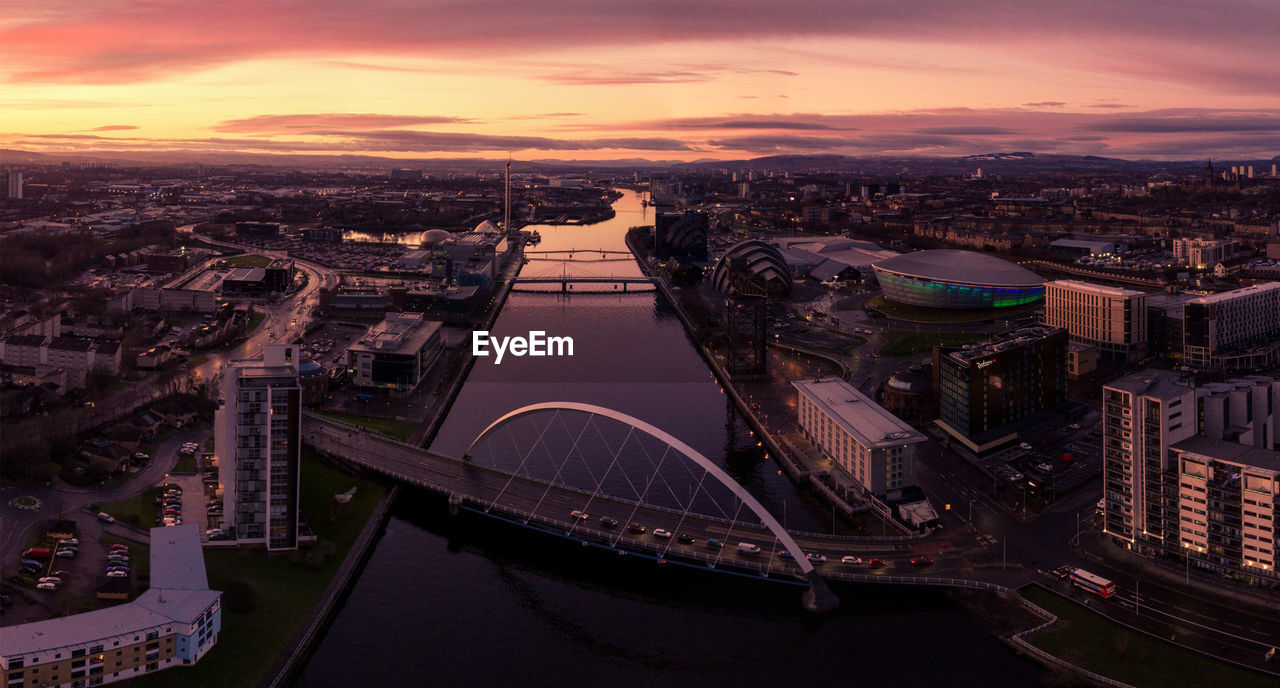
802 572 840 613
448 493 462 517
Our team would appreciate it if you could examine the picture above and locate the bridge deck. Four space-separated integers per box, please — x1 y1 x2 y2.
303 416 991 586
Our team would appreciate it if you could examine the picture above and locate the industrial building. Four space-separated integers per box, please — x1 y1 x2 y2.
933 325 1068 454
1043 280 1148 363
871 250 1044 310
346 313 443 391
794 378 926 496
215 345 302 550
0 525 221 687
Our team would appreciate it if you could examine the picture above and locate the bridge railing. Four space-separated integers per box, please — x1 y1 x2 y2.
306 413 936 546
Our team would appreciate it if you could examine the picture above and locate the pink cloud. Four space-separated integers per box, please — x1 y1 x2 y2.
0 1 1274 94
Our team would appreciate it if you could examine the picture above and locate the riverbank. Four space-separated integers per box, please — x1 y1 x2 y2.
124 451 390 688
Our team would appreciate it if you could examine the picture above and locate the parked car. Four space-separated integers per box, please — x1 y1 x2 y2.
96 512 115 523
37 576 62 585
54 550 76 559
59 538 79 547
106 571 128 578
36 582 58 591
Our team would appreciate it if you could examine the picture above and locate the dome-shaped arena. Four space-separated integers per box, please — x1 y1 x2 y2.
711 240 792 296
420 229 451 247
872 249 1043 309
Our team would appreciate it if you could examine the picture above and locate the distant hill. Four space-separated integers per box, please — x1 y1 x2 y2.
0 147 1270 174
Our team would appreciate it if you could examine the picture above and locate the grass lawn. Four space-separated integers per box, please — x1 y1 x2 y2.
221 254 273 268
867 294 1041 324
94 486 163 529
312 410 419 442
1020 585 1275 688
174 453 198 473
246 311 266 334
127 451 388 688
879 332 984 357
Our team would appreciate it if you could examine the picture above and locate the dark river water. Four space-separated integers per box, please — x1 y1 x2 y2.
293 190 1049 687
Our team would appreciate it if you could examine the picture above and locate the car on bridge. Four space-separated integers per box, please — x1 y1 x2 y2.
677 533 696 544
628 523 647 534
807 553 828 564
653 529 673 539
841 556 862 565
776 550 794 560
706 539 724 549
599 516 618 528
910 556 933 567
569 510 589 521
868 558 885 568
737 542 760 554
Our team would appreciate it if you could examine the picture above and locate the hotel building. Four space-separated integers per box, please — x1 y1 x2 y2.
1044 280 1148 363
794 378 926 496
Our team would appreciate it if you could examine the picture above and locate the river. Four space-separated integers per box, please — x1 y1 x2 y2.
293 189 1049 687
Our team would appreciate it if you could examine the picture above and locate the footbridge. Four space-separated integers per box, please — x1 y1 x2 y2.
303 405 1000 611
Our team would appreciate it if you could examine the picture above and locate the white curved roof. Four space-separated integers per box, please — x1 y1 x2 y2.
873 249 1042 287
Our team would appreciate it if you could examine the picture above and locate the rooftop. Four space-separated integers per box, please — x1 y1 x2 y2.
1173 435 1280 473
1046 279 1145 298
1187 281 1280 306
794 378 926 449
349 313 441 355
943 325 1065 364
1105 369 1191 400
872 249 1043 287
0 525 218 659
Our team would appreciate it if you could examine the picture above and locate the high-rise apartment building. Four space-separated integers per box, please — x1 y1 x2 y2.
215 345 302 550
934 325 1068 454
1102 371 1197 551
1183 282 1280 370
1044 280 1148 363
6 171 23 200
1104 371 1280 580
1170 437 1279 577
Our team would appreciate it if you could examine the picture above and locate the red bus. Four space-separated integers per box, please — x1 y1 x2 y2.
1068 568 1117 598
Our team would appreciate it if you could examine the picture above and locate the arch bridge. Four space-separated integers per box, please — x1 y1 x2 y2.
305 404 981 612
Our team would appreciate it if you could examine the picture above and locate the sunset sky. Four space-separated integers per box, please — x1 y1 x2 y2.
2 1 1278 161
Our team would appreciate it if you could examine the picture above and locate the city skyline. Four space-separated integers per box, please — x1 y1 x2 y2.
3 0 1279 162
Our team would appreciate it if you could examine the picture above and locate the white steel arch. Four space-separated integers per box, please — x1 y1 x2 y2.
465 401 815 575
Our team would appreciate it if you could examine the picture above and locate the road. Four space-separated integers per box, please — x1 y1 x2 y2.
913 435 1280 675
304 414 1013 586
